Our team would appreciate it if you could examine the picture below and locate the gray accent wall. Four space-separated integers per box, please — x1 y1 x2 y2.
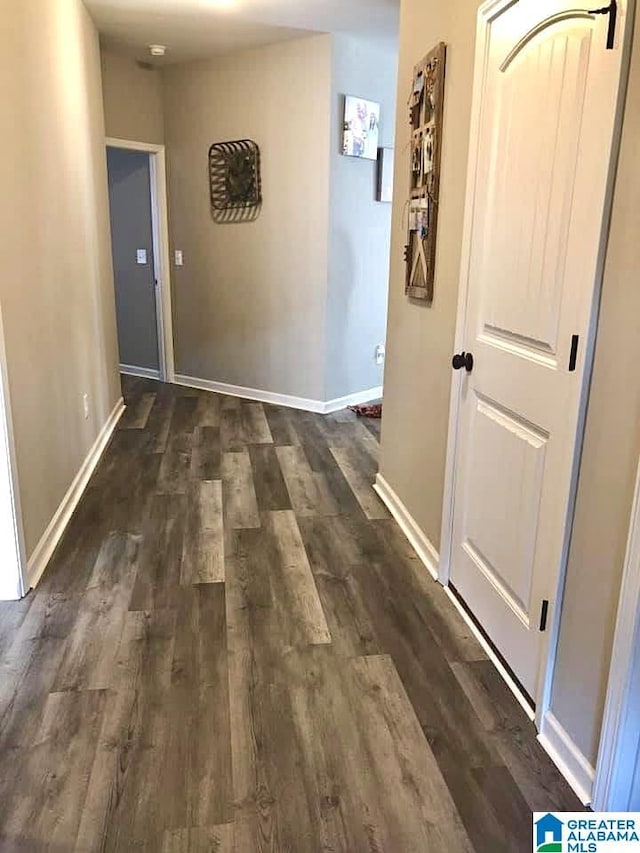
325 35 398 401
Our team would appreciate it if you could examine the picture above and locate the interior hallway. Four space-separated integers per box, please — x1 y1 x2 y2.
0 377 580 851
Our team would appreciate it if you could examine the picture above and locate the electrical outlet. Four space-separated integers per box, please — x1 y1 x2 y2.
175 250 184 267
375 345 386 366
83 394 90 420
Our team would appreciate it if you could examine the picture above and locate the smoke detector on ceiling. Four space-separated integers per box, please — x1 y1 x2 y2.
148 44 167 57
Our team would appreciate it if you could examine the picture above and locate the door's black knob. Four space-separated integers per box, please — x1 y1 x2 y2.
452 352 474 373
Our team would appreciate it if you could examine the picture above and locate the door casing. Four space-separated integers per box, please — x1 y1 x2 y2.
105 138 175 383
0 304 28 600
438 0 635 729
593 454 640 810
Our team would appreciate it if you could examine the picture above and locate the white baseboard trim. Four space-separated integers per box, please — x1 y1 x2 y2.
323 386 383 415
175 374 324 412
373 473 439 580
26 397 126 590
120 364 161 380
538 711 595 806
174 374 382 415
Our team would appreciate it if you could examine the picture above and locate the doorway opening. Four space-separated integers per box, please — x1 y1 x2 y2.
105 138 174 383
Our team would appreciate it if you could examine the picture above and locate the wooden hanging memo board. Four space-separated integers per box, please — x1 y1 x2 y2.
405 42 447 302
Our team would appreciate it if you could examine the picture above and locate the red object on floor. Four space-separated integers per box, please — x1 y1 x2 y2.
348 404 382 419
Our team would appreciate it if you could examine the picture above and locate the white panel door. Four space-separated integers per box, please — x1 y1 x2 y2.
449 0 627 699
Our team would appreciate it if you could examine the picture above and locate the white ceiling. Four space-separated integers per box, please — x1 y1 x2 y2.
85 0 400 64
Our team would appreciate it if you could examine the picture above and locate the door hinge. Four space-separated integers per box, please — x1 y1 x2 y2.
569 335 579 372
539 600 550 632
588 0 618 49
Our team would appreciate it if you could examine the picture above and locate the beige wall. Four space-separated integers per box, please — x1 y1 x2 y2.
379 0 479 550
163 36 333 401
550 13 640 766
101 50 165 144
0 0 120 560
382 0 640 771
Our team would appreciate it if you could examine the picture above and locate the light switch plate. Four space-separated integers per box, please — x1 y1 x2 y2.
175 250 184 267
136 249 147 265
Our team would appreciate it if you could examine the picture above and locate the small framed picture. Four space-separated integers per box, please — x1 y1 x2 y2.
343 96 381 161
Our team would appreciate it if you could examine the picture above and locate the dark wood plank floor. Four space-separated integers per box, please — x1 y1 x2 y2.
0 376 581 851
